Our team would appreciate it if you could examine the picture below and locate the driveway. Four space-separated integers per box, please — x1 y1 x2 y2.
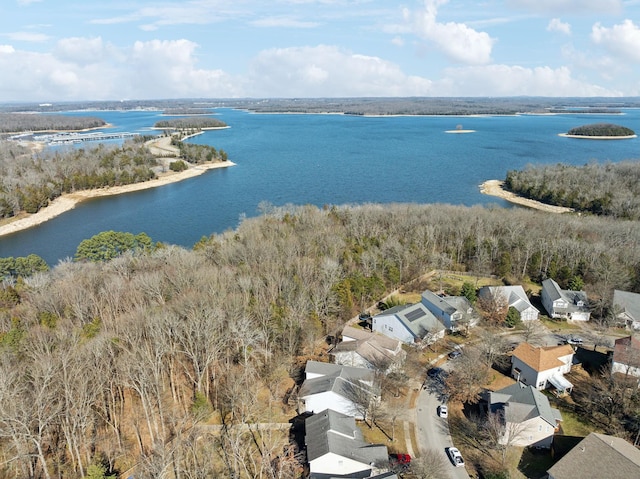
414 373 470 479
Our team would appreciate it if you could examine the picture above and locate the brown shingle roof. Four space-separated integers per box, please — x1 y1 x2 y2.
512 343 574 372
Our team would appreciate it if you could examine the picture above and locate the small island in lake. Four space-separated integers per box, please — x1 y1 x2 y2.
559 122 637 139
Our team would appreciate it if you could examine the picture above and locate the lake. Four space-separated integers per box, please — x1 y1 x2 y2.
1 108 639 265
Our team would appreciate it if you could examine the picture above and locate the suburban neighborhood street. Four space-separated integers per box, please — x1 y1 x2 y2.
414 374 470 479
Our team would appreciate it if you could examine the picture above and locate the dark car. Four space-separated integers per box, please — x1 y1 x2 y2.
427 367 444 379
448 350 462 359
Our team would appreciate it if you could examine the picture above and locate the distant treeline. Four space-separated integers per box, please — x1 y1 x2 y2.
0 139 158 217
0 113 106 133
154 117 227 129
505 160 640 219
163 108 215 115
4 97 640 116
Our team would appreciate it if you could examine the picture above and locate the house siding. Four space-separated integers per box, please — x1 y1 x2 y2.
372 314 415 344
310 451 372 476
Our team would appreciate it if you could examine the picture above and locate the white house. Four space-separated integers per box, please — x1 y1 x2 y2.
331 325 406 372
420 290 479 330
541 278 590 321
613 290 640 331
478 285 539 321
489 383 562 448
611 336 640 383
305 409 389 478
510 343 575 394
371 302 445 345
298 361 377 419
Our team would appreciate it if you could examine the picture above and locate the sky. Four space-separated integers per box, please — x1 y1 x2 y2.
1 0 640 102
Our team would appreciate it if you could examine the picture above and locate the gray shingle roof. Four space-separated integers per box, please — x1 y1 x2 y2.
490 383 560 427
614 290 640 322
374 302 444 340
547 433 640 479
305 409 388 467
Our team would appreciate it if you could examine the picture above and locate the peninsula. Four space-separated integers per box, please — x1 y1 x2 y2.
0 135 235 237
480 180 573 213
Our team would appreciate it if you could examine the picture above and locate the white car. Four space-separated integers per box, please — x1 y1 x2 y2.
447 447 465 467
438 405 448 418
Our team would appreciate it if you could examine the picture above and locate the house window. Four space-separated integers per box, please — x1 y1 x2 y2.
538 381 545 388
538 425 542 432
389 327 393 332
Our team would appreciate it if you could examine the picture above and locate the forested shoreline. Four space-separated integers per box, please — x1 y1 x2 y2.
0 203 638 477
0 113 106 134
504 160 640 219
0 137 226 220
154 117 227 129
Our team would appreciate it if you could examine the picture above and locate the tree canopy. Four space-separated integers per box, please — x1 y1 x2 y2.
566 123 635 137
74 231 155 262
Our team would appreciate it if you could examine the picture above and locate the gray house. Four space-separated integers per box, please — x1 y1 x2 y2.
547 433 640 479
489 383 562 448
541 279 590 321
305 409 389 478
421 290 478 330
613 290 640 331
371 302 445 345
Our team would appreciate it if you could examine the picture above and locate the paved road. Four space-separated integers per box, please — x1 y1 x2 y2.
414 373 470 479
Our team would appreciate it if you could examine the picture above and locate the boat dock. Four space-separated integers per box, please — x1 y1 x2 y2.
13 131 139 145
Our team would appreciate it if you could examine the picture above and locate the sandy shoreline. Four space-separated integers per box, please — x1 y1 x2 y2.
480 180 574 214
0 135 235 237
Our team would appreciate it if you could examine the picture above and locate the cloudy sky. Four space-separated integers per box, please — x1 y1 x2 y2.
1 0 640 101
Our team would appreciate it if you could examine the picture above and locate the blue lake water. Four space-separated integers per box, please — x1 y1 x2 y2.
2 108 639 265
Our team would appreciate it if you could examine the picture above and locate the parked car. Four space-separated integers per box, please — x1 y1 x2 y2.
567 336 583 345
438 405 448 418
389 453 411 469
448 350 462 359
427 367 444 379
447 447 465 467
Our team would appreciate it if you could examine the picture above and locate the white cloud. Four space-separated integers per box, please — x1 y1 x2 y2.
17 0 43 5
5 31 50 42
54 37 110 65
0 37 244 102
547 18 571 35
433 64 621 96
507 0 622 13
250 16 320 28
247 45 433 97
403 0 495 65
592 19 640 63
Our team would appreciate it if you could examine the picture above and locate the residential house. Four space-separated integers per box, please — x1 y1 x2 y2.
611 335 640 383
299 361 377 419
420 290 479 331
510 343 575 394
331 326 406 372
613 290 640 331
488 383 562 448
478 285 539 321
541 278 590 321
305 409 389 478
547 432 640 479
371 302 445 345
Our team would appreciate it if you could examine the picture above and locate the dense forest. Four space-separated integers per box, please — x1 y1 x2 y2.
154 117 227 129
0 202 639 478
504 160 640 219
0 114 106 134
566 123 635 137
